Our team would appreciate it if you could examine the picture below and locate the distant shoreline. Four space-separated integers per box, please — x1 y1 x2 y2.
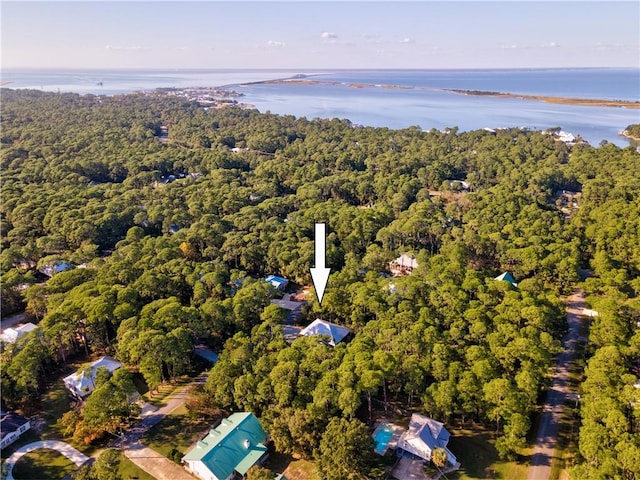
239 77 640 109
620 130 640 141
244 78 414 90
443 89 640 109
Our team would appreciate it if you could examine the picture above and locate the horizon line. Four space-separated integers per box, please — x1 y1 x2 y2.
2 66 639 71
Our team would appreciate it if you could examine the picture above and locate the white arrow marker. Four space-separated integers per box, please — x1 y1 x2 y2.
310 222 331 306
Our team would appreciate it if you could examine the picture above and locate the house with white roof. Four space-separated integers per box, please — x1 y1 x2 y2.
557 131 576 144
0 323 38 344
390 254 418 276
265 275 289 291
299 319 351 346
396 413 459 468
448 180 471 191
0 412 31 449
63 356 122 399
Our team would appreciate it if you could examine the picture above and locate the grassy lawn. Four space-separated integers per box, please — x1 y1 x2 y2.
141 376 192 408
283 458 318 480
448 427 531 479
0 381 97 458
142 404 212 458
269 450 392 480
269 452 318 480
141 358 210 408
0 430 41 460
37 380 101 456
11 448 76 480
40 381 72 428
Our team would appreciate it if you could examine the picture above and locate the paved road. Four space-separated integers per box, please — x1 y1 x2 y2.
3 440 90 480
528 289 585 480
2 372 206 480
391 456 430 480
0 311 32 333
116 374 207 479
124 443 194 480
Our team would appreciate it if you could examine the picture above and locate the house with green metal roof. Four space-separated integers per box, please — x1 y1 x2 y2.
182 412 268 480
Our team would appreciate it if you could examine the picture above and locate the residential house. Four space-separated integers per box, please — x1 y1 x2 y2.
299 319 351 346
282 325 303 343
0 412 31 449
265 275 288 291
0 323 38 344
396 414 459 467
557 131 576 144
390 254 418 276
182 412 268 480
448 180 471 191
39 260 75 277
63 356 122 399
270 294 305 322
494 271 518 287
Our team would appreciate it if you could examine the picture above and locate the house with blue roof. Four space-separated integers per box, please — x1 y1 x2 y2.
39 260 75 277
265 275 288 291
494 271 518 287
182 412 268 480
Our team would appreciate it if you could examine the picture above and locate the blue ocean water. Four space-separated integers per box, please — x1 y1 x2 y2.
2 68 639 146
0 68 302 95
317 68 640 100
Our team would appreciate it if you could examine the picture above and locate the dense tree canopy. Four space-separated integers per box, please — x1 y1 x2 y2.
1 89 638 476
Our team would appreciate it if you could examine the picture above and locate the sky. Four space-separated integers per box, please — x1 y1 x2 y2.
1 1 639 70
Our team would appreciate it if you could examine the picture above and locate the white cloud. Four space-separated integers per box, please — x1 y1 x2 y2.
592 42 626 51
400 37 415 44
501 42 560 50
105 45 149 52
422 45 441 53
362 33 382 44
321 32 338 39
266 40 286 48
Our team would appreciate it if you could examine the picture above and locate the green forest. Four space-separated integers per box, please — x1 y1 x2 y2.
1 88 638 479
